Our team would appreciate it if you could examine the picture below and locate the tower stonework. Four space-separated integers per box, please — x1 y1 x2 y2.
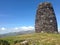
35 2 58 33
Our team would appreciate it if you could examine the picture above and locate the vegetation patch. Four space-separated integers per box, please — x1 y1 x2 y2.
0 33 60 45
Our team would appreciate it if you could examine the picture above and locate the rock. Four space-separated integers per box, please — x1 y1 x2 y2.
35 2 58 33
20 40 29 45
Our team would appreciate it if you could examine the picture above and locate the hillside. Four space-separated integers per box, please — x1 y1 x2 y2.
0 30 35 38
0 33 60 45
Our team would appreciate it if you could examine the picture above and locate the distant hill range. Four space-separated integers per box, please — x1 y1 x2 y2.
0 30 60 38
0 30 35 38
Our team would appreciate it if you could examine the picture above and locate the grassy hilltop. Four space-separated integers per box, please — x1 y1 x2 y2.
0 33 60 45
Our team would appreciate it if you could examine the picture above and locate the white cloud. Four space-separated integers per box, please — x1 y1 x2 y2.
0 26 35 34
19 26 34 31
10 26 34 32
58 28 60 31
1 27 6 31
14 27 19 30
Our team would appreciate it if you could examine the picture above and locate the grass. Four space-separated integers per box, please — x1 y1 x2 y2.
0 33 60 45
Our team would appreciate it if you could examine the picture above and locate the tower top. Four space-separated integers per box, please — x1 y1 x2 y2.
38 2 52 9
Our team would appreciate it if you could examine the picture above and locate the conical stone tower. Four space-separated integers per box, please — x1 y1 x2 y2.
35 2 58 33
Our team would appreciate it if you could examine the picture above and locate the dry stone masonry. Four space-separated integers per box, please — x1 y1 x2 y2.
35 2 58 33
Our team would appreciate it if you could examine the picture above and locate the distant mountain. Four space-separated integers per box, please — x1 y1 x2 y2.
0 30 35 38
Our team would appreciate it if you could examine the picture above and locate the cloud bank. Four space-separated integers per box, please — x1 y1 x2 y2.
12 26 34 32
0 26 60 34
0 26 35 34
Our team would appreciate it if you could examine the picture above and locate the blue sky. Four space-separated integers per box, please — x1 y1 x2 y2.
0 0 60 34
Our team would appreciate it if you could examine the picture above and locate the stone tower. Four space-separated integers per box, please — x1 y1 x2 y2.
35 2 58 33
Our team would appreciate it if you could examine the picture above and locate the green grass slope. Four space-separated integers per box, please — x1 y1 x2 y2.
0 33 60 45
